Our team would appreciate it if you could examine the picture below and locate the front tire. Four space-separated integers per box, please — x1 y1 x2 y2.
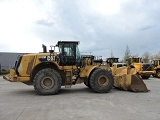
84 79 91 88
33 68 62 95
89 69 114 93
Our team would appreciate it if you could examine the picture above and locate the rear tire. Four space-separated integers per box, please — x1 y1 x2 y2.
33 68 62 95
89 69 114 93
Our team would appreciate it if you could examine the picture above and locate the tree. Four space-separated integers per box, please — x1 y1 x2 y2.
123 44 131 62
110 50 114 58
150 51 160 60
155 51 160 59
142 51 151 63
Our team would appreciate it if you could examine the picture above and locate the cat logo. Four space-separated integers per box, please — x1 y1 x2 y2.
39 56 55 62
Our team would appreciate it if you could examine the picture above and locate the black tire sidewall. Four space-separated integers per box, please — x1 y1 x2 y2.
33 68 62 95
90 69 114 93
84 79 91 88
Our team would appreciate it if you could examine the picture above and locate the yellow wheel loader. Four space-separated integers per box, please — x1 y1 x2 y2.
3 41 149 95
127 57 155 79
152 59 160 78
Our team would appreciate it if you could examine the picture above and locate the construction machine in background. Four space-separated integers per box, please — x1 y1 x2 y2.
3 41 149 95
152 59 160 78
127 57 155 79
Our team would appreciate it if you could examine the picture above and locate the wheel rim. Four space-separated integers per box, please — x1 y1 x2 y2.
98 75 109 87
41 77 55 89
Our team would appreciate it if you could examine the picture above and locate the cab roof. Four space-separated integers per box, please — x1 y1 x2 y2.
57 41 80 46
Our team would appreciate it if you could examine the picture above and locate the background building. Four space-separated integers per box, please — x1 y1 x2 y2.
0 52 23 71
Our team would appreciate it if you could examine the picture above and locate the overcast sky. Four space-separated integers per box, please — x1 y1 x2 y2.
0 0 160 60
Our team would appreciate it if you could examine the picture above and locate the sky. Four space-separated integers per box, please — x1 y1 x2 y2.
0 0 160 60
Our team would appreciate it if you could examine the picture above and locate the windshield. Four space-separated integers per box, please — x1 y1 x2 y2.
76 45 81 61
58 45 62 54
58 42 81 65
153 60 158 67
63 43 75 56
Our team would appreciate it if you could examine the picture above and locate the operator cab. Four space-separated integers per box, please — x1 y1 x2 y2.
127 57 142 65
153 60 160 67
106 58 119 67
57 41 81 66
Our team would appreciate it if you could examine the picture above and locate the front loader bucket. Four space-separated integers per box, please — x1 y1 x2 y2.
113 66 149 92
127 74 149 92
